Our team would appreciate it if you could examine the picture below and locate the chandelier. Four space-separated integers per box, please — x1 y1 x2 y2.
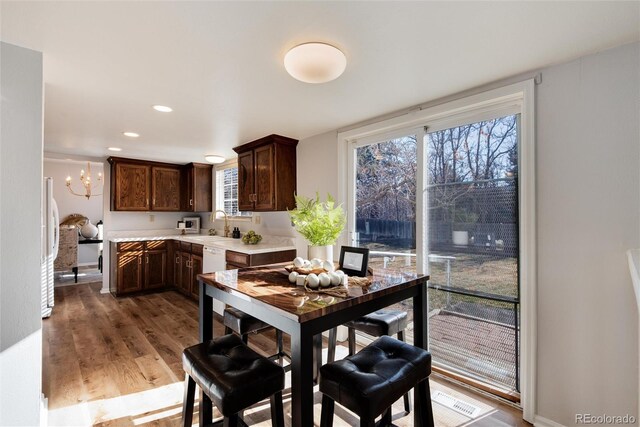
66 162 103 199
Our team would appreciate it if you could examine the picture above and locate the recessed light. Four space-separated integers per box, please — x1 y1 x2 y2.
152 105 173 113
108 147 122 152
205 155 225 164
284 42 347 84
123 132 139 138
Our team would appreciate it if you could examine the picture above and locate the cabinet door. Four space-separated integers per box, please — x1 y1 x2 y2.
237 151 255 211
190 254 203 300
145 250 167 289
113 163 150 211
254 144 275 211
116 251 144 293
152 166 181 211
180 253 192 295
193 164 213 212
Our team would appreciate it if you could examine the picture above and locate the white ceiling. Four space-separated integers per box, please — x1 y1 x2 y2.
2 1 639 164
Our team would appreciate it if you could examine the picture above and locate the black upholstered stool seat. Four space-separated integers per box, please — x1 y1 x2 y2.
328 309 412 414
181 334 285 426
223 307 290 370
224 307 270 337
344 309 408 337
320 335 434 427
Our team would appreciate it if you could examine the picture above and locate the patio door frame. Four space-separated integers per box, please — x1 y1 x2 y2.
337 79 536 423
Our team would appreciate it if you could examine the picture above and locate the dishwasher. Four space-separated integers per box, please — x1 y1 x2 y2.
203 245 226 315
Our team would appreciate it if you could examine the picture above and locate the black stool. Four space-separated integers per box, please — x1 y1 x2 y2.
327 309 411 413
320 335 434 427
223 307 289 366
182 333 285 427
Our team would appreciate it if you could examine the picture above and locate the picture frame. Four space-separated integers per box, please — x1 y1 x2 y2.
339 246 370 277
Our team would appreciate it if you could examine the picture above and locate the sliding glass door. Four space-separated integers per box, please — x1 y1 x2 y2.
347 114 522 399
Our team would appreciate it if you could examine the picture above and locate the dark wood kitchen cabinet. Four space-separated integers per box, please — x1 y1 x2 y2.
181 163 213 212
152 166 181 211
174 242 203 300
110 240 169 295
108 157 212 212
233 134 298 211
225 249 297 270
111 161 151 211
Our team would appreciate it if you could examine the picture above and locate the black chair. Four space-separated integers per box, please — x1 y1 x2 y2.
319 335 434 427
327 309 411 413
223 307 289 366
182 333 285 427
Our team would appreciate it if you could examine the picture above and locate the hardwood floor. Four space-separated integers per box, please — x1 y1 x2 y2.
43 282 530 426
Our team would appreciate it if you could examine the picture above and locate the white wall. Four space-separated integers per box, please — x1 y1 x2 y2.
296 42 640 426
294 130 341 257
43 159 103 265
535 42 639 426
0 42 43 426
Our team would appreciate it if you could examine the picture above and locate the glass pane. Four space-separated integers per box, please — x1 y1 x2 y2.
427 114 520 394
354 135 417 273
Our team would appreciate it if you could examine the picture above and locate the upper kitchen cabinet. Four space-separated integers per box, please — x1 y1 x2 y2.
152 165 181 211
109 158 151 211
108 157 212 212
181 163 213 212
233 134 298 211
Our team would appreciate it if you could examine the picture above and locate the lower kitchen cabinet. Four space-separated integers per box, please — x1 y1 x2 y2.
110 240 169 296
174 243 204 300
145 250 167 289
226 249 296 269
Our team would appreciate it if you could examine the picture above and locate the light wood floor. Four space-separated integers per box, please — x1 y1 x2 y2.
43 282 531 426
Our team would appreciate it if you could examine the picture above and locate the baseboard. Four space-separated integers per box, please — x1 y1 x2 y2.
534 415 567 427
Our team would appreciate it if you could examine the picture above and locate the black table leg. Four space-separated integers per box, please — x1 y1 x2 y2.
413 281 428 426
199 280 214 425
290 326 315 427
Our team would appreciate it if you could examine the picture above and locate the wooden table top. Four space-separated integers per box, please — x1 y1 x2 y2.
198 263 428 323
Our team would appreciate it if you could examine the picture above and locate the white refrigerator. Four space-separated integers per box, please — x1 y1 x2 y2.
41 177 59 318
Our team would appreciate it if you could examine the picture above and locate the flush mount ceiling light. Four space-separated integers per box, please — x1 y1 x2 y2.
123 131 139 138
108 147 122 152
284 42 347 84
205 155 225 164
152 105 173 113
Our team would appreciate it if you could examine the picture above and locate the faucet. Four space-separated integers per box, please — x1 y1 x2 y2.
215 210 231 237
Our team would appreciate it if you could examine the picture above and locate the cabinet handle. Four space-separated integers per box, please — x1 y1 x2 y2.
176 256 179 264
153 198 156 206
138 257 142 265
189 198 193 206
146 256 149 264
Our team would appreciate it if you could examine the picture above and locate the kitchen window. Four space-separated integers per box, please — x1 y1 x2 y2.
215 162 252 218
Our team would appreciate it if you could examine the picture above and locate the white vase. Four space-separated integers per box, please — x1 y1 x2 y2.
308 245 333 262
80 220 99 239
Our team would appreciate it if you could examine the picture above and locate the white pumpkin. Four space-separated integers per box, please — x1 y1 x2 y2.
322 260 335 272
318 272 331 287
293 257 305 268
288 271 299 283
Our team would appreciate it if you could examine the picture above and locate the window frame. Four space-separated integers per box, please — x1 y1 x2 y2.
337 79 536 422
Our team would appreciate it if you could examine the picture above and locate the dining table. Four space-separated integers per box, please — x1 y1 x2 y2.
197 263 429 427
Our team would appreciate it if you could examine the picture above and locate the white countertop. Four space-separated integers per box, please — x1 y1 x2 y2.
107 229 296 255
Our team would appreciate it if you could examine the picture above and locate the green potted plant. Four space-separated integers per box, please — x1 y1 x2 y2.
288 193 346 261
